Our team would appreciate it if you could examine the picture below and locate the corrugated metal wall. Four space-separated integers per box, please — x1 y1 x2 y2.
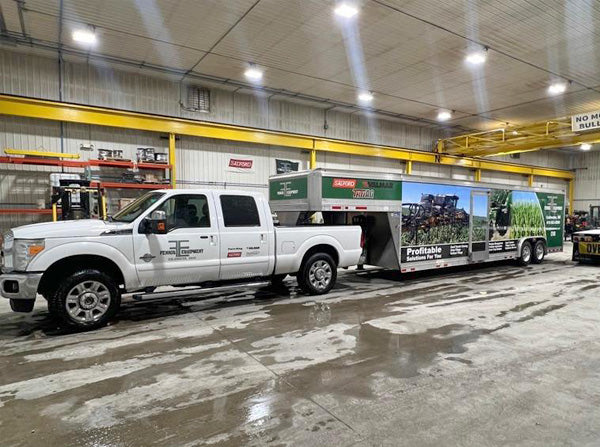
0 49 573 232
572 151 600 211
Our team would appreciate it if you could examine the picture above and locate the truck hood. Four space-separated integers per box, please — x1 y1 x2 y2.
10 219 133 239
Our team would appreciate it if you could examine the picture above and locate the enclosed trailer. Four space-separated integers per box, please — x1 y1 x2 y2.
269 169 565 272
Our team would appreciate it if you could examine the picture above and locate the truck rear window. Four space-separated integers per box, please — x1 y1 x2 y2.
220 195 260 227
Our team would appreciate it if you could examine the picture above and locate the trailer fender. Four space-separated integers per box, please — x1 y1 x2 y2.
517 237 546 256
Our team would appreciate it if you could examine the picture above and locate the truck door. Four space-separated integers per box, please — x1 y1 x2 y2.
133 193 220 286
215 193 272 280
470 190 490 262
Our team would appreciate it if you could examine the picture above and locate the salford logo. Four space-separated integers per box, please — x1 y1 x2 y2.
229 158 253 169
332 178 357 188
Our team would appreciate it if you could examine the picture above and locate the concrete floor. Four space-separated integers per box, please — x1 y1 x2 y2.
1 242 600 446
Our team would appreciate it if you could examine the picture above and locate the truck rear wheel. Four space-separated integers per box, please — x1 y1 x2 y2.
532 240 546 264
298 253 337 295
518 241 533 266
48 269 121 331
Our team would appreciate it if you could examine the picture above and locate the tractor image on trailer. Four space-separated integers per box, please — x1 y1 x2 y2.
269 169 565 273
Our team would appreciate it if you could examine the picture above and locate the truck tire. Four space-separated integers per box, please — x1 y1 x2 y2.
48 269 121 331
297 253 337 295
517 241 533 266
10 299 35 313
532 240 546 264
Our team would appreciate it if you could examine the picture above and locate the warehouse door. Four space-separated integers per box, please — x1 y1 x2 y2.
470 190 490 262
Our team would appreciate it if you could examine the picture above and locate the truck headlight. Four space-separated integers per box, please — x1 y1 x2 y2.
13 239 45 271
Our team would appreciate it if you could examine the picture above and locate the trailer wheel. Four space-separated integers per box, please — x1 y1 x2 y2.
48 269 120 331
532 240 545 264
518 241 533 266
298 253 337 295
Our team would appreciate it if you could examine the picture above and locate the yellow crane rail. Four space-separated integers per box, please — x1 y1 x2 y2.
438 116 600 157
0 93 575 212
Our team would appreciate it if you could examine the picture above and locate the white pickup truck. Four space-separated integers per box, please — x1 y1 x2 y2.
0 189 362 330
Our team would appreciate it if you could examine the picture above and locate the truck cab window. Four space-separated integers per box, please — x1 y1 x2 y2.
112 192 165 222
158 194 211 231
220 195 260 227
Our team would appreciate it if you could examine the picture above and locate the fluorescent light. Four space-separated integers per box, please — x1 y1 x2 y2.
548 82 567 95
244 66 263 81
437 110 452 121
512 130 519 135
580 143 592 151
334 3 358 18
72 29 97 45
358 91 373 102
465 49 487 65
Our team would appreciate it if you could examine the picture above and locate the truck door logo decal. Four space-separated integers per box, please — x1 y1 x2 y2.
159 240 204 259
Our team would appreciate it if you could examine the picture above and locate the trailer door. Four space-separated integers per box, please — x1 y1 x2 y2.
470 190 490 262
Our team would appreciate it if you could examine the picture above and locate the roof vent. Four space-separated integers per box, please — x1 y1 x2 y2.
184 86 210 113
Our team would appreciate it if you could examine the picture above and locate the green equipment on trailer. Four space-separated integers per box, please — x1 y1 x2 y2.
269 169 565 272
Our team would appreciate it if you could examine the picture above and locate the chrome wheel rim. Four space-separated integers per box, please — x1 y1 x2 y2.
535 243 544 260
65 280 111 323
522 245 532 263
309 260 332 291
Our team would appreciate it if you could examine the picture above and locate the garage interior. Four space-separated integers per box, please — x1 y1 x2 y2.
1 0 600 446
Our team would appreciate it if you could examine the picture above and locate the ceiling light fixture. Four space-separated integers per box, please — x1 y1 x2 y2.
244 65 263 82
72 27 97 45
580 143 592 151
358 91 373 102
548 82 567 95
465 48 487 65
437 110 452 122
334 3 359 18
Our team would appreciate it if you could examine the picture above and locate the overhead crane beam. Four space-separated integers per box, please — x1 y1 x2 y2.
438 116 600 157
0 94 573 184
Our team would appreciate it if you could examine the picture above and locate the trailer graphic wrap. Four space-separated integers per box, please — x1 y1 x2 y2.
400 182 560 263
269 177 308 201
536 192 564 248
400 182 480 263
322 177 402 201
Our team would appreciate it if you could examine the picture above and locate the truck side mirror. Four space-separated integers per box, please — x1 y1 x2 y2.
145 210 167 234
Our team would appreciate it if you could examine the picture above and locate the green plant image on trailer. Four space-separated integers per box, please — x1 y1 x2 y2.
489 190 546 240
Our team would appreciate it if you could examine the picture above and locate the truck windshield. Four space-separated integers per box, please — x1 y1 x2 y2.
111 192 165 223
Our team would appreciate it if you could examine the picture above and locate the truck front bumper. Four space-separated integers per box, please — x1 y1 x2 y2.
0 272 42 300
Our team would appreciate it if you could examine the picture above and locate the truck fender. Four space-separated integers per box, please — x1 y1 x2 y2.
28 242 139 290
290 235 344 273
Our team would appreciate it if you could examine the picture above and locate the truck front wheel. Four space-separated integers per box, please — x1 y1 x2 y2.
48 269 121 331
298 253 337 295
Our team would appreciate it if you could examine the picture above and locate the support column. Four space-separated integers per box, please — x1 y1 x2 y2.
310 149 317 170
569 179 574 214
474 168 482 182
405 160 413 175
169 133 176 188
528 174 534 187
